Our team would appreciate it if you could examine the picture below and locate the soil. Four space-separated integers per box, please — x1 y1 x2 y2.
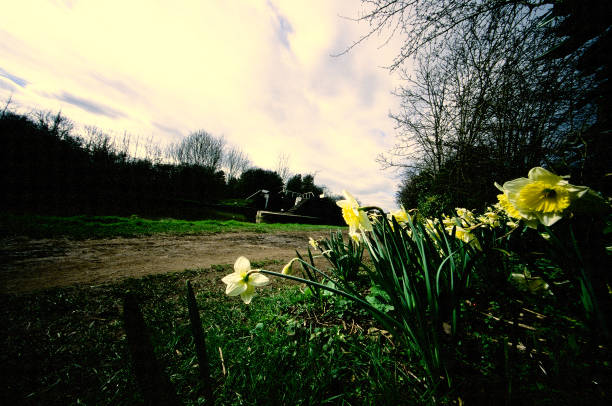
0 231 331 294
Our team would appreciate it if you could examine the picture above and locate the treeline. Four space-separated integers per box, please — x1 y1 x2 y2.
0 107 342 222
365 0 611 215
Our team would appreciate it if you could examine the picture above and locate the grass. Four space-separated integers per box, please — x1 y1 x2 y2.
1 262 610 404
0 213 341 239
0 266 414 405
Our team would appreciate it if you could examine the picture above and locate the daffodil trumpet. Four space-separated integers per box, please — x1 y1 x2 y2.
336 191 375 241
496 167 589 227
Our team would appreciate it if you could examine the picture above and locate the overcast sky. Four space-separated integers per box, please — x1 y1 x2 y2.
0 0 408 210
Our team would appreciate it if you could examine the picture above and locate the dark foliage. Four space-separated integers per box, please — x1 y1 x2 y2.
544 0 612 194
0 111 246 219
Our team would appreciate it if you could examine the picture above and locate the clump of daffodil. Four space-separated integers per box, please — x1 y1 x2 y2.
497 167 588 226
442 212 481 250
221 256 270 304
477 208 501 228
336 190 372 241
455 208 477 226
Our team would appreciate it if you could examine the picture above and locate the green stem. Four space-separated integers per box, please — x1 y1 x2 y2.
257 269 400 329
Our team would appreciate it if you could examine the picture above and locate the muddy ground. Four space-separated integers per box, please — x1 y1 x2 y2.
0 231 331 294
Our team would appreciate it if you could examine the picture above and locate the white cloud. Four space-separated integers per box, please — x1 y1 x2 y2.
0 0 406 211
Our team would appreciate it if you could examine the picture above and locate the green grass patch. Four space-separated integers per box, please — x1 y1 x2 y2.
1 263 609 404
0 213 341 239
0 267 412 405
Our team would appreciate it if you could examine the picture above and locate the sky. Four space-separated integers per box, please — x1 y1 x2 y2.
0 0 408 211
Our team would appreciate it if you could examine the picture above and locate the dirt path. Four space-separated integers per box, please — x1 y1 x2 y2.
0 231 330 293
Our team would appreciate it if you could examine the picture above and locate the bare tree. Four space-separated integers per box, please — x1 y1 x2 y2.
119 131 132 160
83 125 116 155
377 2 584 172
1 95 13 118
374 2 590 210
223 145 251 181
34 110 74 139
379 52 453 172
275 152 291 186
143 135 163 164
348 0 552 71
166 130 226 170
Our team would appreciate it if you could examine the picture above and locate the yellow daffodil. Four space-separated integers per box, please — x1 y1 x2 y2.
478 211 501 228
495 187 523 220
506 220 519 228
336 190 372 237
368 212 383 223
308 237 319 250
349 230 362 242
455 208 477 226
498 167 588 226
442 215 481 250
281 258 298 275
423 218 440 237
221 256 270 304
389 206 410 224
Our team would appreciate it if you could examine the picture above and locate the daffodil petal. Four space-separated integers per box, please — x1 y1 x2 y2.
536 212 563 227
234 256 251 273
282 259 295 275
528 167 564 184
567 184 589 199
342 190 359 206
240 285 256 304
502 178 530 197
248 272 270 286
358 211 373 231
226 281 247 296
221 272 243 285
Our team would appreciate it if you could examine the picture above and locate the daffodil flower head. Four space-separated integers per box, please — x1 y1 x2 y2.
368 211 383 223
496 193 523 219
478 211 501 228
443 215 481 250
455 208 477 226
349 230 362 243
336 190 373 235
308 237 319 250
423 217 440 236
281 258 298 275
389 206 410 224
501 167 588 226
221 256 270 304
454 226 481 250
